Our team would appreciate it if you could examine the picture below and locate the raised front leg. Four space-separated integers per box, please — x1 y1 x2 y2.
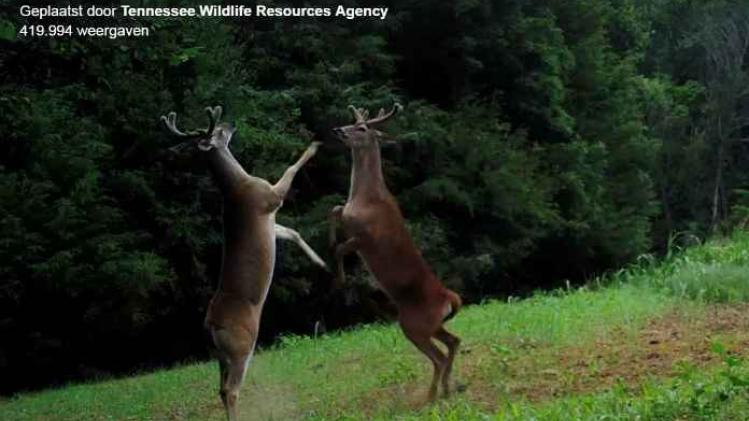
272 142 321 199
275 224 328 270
334 237 359 287
329 205 344 248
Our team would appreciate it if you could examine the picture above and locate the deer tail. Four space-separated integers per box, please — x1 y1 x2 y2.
443 289 462 322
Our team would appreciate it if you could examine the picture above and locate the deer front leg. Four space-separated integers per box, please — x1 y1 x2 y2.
329 205 343 248
271 142 322 199
275 224 328 270
334 237 359 287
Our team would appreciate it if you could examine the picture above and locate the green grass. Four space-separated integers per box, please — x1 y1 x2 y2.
395 344 749 421
4 232 749 420
399 367 749 421
658 263 749 303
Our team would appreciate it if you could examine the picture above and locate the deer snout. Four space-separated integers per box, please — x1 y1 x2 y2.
332 127 346 138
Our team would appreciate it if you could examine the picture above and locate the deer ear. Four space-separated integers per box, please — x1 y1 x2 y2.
376 131 397 146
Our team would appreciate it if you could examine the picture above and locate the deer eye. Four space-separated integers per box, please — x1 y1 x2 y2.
357 127 367 132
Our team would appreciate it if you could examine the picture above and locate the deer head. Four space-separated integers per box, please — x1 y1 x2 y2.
161 106 236 152
332 103 402 148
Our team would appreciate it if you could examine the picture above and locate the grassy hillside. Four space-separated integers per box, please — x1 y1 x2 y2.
4 233 749 420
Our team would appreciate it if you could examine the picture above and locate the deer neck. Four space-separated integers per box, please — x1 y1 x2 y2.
206 146 248 193
349 146 387 199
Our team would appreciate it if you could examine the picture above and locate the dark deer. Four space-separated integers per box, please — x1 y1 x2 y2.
330 104 462 401
161 106 325 421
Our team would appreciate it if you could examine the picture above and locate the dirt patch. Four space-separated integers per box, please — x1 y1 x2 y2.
237 382 299 421
438 303 749 410
280 303 749 418
704 304 749 333
360 382 427 415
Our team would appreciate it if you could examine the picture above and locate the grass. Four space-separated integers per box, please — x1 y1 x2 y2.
3 232 749 420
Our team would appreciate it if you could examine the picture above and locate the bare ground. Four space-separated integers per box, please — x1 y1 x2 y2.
360 304 749 416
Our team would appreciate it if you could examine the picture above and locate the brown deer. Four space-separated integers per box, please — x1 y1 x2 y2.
161 106 326 421
330 104 462 401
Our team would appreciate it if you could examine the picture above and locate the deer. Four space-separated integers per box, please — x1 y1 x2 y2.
161 106 326 421
329 103 462 401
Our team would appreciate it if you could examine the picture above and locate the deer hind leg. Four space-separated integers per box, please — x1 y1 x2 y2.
212 327 257 421
400 320 446 402
434 326 461 396
222 354 252 421
217 357 229 408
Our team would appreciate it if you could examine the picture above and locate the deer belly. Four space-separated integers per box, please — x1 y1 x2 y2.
212 224 276 314
358 245 425 289
205 293 262 332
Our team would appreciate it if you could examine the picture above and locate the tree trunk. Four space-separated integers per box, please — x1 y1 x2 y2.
710 117 725 233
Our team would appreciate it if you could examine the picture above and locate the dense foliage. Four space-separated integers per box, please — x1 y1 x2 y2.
0 0 747 393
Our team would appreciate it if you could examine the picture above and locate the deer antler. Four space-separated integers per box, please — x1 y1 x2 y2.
366 103 402 126
161 106 223 139
347 103 402 126
204 105 222 135
348 105 366 124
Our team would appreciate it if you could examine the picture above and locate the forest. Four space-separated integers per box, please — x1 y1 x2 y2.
1 0 748 395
